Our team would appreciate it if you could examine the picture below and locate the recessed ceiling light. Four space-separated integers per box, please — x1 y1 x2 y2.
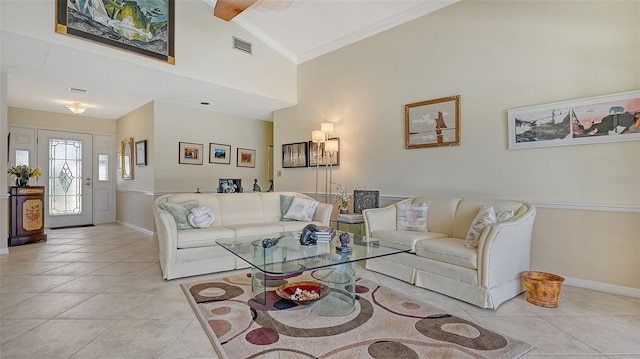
68 87 88 94
200 102 210 105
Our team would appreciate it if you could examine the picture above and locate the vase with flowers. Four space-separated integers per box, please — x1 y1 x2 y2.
7 165 43 187
334 183 351 214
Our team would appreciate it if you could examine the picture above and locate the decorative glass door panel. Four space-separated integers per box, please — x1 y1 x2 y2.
49 138 83 215
37 130 93 228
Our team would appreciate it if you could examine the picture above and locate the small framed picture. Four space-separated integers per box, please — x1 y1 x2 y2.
237 148 256 168
135 140 147 166
178 142 203 165
209 143 231 164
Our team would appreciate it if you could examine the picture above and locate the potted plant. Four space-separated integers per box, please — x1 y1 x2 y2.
7 165 42 187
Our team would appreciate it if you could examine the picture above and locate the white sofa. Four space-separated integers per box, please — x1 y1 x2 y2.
363 196 536 309
153 192 332 280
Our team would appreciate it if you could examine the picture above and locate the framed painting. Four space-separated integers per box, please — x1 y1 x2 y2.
282 142 308 168
309 137 340 166
405 95 460 149
178 142 203 165
353 190 380 214
237 148 256 168
508 90 640 149
135 140 147 166
55 0 175 64
209 143 231 164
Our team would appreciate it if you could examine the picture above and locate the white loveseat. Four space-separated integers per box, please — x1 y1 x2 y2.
363 196 536 309
153 192 332 280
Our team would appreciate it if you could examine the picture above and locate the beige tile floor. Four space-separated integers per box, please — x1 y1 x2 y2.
0 224 638 358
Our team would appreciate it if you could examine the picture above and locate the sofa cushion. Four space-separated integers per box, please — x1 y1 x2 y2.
415 237 478 270
279 195 296 221
396 202 429 231
227 223 284 237
370 230 447 253
218 194 266 225
280 220 323 232
451 198 524 239
160 200 199 230
409 196 461 237
283 197 319 221
465 205 497 248
177 226 235 248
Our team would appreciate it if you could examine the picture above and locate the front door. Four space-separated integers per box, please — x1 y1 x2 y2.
37 130 93 228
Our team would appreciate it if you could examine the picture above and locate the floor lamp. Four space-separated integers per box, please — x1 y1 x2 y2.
324 139 339 205
311 130 325 200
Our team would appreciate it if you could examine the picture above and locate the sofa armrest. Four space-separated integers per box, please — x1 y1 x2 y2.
477 203 536 289
313 203 333 226
153 196 180 279
363 205 397 236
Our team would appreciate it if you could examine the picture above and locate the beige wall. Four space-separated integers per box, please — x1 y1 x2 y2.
274 1 640 290
1 73 8 253
153 101 273 194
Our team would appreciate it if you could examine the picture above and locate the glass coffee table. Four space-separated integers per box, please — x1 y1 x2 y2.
217 231 410 316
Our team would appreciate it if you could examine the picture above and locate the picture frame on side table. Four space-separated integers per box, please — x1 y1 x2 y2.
237 148 256 168
282 142 308 168
209 143 231 164
135 140 147 166
55 0 176 64
178 142 203 165
353 190 380 214
508 90 640 149
405 95 460 149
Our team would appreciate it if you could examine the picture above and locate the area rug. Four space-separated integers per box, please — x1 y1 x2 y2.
181 272 533 359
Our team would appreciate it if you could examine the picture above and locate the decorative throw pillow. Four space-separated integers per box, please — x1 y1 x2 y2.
188 206 214 228
283 197 319 222
280 195 296 221
465 205 497 248
396 202 429 231
159 200 199 230
496 209 515 222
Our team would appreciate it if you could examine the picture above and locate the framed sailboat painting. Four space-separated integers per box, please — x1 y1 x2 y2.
55 0 175 64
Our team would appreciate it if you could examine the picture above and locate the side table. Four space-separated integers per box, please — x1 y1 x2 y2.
9 186 47 246
330 218 365 235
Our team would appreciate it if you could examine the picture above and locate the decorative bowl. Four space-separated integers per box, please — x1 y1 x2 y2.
276 281 330 305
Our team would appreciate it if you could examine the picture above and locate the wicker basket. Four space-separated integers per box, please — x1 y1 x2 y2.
521 271 565 308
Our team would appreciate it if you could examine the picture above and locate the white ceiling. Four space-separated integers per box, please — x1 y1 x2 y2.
1 0 455 120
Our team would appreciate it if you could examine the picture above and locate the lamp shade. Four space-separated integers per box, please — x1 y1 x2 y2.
320 122 334 134
312 130 325 143
325 140 339 153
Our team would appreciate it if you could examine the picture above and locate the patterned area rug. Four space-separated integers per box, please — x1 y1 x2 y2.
181 272 533 359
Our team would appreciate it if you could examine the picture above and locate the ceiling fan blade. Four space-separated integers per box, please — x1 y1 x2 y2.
214 0 258 21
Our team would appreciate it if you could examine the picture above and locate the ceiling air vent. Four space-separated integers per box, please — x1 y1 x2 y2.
233 37 252 55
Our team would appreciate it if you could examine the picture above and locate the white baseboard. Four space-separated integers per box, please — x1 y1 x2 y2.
116 220 155 236
0 248 9 255
564 276 640 298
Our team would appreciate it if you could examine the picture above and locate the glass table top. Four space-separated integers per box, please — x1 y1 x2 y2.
217 230 410 275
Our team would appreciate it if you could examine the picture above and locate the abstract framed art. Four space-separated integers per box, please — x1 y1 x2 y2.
55 0 175 64
405 95 460 149
209 143 231 164
237 148 256 168
308 137 340 166
508 90 640 149
178 142 203 165
282 142 308 168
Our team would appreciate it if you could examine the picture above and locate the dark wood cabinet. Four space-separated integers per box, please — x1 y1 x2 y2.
9 186 47 246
